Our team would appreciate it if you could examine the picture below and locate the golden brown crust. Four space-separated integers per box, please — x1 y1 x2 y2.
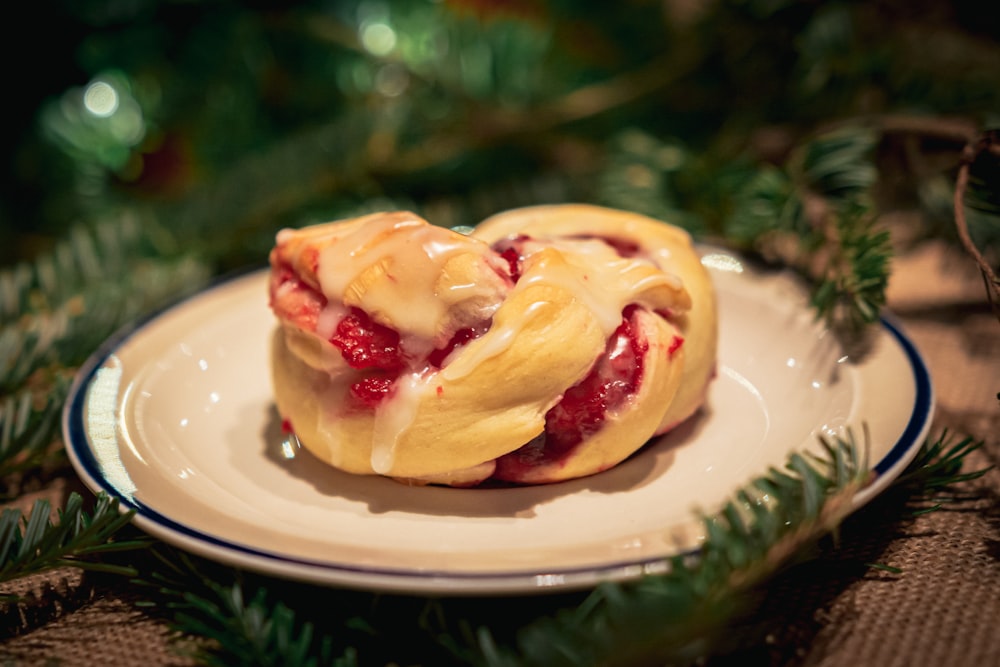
491 308 685 484
268 205 717 485
475 204 717 433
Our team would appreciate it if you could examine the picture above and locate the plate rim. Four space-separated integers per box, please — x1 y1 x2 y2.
61 263 935 595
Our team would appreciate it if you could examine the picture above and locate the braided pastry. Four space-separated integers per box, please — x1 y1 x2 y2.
268 204 717 486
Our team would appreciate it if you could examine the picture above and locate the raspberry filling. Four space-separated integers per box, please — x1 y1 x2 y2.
326 308 489 407
494 305 647 476
428 327 482 368
491 236 528 283
331 308 406 371
545 306 647 452
350 374 398 407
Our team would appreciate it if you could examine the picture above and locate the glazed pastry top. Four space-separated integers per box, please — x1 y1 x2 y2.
267 204 716 485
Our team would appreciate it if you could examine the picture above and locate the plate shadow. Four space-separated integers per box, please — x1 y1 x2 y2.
249 404 702 519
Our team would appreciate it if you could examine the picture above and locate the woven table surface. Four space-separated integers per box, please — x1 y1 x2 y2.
2 237 998 666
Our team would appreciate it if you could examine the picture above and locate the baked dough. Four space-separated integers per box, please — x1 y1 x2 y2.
268 204 717 485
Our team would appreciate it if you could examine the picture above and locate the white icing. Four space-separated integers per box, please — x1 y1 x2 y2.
312 215 500 339
441 237 686 381
518 238 680 335
370 368 433 474
440 300 547 381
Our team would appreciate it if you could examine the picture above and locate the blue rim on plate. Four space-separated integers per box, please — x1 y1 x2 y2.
872 316 933 476
61 269 935 594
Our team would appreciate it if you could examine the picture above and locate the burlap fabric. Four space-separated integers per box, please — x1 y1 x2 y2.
2 237 998 666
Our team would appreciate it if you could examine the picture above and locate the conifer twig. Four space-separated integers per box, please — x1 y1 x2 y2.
0 492 148 601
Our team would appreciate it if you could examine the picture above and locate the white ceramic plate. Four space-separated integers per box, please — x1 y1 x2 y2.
63 249 933 595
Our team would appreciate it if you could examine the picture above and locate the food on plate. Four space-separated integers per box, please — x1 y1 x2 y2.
268 204 717 486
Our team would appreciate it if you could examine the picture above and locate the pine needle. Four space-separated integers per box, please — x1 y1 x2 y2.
470 429 971 667
0 215 211 399
722 126 892 336
0 492 148 601
0 376 71 482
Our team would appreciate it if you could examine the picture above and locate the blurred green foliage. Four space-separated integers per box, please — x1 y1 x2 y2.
2 0 998 268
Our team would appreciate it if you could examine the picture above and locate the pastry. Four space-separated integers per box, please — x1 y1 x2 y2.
268 204 717 486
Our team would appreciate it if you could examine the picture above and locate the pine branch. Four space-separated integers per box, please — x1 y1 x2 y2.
595 129 704 235
473 431 870 667
134 550 362 667
792 126 880 206
890 431 992 512
0 214 163 325
0 375 71 483
0 492 148 602
722 126 891 336
809 205 892 336
473 429 989 667
169 582 349 667
0 216 210 396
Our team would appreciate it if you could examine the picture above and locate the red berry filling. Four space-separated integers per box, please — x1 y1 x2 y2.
350 375 397 407
494 306 647 475
330 307 406 371
329 308 491 407
491 236 529 283
327 308 403 407
429 326 483 368
668 334 684 357
545 305 646 452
